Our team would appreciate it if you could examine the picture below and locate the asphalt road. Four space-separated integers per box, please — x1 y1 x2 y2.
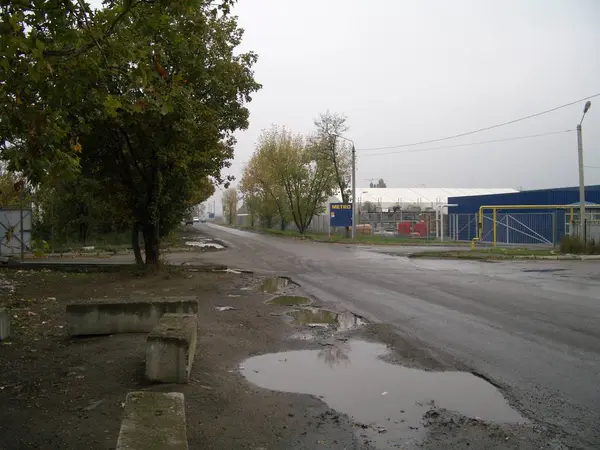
199 224 600 449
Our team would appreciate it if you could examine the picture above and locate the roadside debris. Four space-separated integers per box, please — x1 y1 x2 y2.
215 306 237 312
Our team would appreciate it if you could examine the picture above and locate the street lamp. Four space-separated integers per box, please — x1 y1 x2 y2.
332 133 357 240
577 101 592 240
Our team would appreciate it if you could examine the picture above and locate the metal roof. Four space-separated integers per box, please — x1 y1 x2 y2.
354 188 519 208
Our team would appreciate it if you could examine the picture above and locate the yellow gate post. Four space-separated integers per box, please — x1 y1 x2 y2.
492 208 497 247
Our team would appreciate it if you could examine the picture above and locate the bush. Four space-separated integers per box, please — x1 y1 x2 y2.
560 235 600 255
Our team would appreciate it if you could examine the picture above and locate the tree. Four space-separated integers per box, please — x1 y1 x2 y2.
222 187 238 226
313 112 352 236
377 179 387 188
253 126 335 234
0 169 27 207
240 158 280 229
242 136 292 230
0 0 259 265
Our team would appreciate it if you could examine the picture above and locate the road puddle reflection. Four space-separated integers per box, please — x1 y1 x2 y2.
262 277 290 293
241 340 525 447
287 308 366 332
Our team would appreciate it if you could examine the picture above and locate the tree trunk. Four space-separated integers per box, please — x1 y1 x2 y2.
132 222 143 265
280 217 287 231
143 224 160 265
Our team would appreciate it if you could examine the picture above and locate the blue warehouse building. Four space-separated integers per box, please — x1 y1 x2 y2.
447 185 600 245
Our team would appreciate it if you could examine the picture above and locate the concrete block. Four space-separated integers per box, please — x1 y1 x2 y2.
0 307 9 340
116 391 188 450
66 297 198 336
146 313 197 384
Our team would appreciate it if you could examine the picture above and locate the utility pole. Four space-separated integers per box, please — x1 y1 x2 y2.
577 101 592 241
351 143 356 240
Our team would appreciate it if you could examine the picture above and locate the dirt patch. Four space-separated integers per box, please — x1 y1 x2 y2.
0 268 362 450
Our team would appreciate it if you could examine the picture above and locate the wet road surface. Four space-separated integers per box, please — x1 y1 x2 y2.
200 224 600 448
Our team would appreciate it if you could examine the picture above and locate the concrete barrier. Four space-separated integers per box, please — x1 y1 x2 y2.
116 391 188 450
146 313 197 384
0 307 9 340
66 297 198 336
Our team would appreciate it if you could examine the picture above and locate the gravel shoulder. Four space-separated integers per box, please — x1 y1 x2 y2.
0 267 362 450
0 264 563 449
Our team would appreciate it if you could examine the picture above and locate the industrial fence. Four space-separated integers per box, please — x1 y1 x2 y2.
237 209 600 247
447 211 600 247
448 212 561 246
0 208 32 257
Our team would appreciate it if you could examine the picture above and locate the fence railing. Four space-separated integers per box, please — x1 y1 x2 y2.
448 212 562 246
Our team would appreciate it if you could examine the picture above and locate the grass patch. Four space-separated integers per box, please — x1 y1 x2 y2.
410 247 558 260
559 235 600 255
36 227 191 255
239 226 465 246
266 295 310 306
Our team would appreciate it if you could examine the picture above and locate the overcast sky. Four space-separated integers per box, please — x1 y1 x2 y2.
90 0 600 210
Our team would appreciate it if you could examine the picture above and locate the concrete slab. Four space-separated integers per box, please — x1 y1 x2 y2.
116 391 188 450
66 297 198 336
0 307 9 340
146 313 197 384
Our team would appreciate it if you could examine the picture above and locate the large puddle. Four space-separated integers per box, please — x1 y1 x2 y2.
240 340 525 447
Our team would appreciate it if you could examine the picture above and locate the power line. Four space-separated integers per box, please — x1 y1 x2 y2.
359 92 600 151
586 165 600 169
359 129 573 157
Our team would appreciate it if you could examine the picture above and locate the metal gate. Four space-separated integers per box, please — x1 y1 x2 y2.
481 212 556 246
0 209 32 256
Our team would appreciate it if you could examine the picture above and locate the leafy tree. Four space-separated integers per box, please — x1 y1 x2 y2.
242 135 292 230
255 126 335 234
0 0 260 265
240 158 280 229
0 169 28 207
377 178 387 188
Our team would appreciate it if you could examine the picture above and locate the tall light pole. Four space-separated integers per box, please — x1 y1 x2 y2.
577 101 592 240
332 134 357 240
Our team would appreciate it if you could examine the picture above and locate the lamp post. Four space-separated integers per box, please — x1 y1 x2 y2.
577 101 592 240
332 134 356 240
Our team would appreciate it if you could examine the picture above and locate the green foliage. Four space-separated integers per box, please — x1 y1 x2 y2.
1 0 260 264
560 235 600 255
0 170 29 207
242 126 336 234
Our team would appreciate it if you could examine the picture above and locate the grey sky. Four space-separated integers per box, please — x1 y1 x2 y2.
227 0 600 191
88 0 600 209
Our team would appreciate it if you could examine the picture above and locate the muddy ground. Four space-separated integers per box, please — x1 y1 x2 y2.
0 265 558 449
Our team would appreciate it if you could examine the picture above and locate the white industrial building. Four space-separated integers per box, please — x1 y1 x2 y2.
351 187 519 211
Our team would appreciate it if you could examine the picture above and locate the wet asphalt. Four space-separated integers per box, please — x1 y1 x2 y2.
200 224 600 449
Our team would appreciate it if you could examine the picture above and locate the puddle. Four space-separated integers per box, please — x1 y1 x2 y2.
288 308 365 332
185 241 224 249
262 277 290 293
266 296 310 306
240 340 526 447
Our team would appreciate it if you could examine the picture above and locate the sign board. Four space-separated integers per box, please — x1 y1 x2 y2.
208 212 215 219
329 203 352 227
